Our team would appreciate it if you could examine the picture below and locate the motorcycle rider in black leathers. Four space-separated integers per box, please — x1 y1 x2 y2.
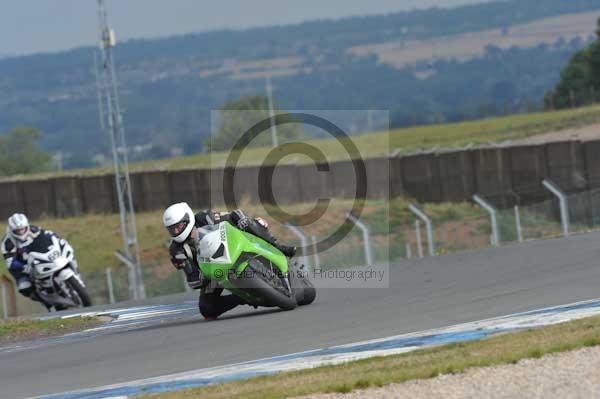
162 202 296 320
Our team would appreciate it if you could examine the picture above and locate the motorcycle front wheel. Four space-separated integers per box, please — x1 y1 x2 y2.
65 276 93 307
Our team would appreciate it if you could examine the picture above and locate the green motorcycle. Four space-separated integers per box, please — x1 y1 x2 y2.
196 221 316 310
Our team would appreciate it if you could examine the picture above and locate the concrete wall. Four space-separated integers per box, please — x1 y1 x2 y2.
509 144 548 203
401 154 441 203
0 139 598 218
546 141 587 192
583 140 600 188
437 151 475 202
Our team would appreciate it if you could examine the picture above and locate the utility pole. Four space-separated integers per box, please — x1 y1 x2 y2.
265 74 278 147
95 0 145 299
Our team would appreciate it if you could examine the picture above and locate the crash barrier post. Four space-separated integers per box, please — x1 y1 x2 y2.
285 224 311 271
1 283 5 319
415 220 424 258
515 205 524 243
105 268 116 304
347 213 374 266
409 204 436 257
311 235 320 272
542 179 570 237
1 274 17 318
473 195 500 247
406 243 412 259
115 251 145 300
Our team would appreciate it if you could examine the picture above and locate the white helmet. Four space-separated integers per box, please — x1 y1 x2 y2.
7 213 33 245
163 202 195 243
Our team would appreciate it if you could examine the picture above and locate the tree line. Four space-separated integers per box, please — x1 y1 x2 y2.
0 128 52 176
546 18 600 109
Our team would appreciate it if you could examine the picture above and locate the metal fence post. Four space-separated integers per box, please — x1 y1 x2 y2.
285 224 311 270
415 220 424 258
105 268 116 304
1 281 7 319
311 235 320 271
515 205 523 243
115 250 139 300
473 195 500 247
405 242 412 259
347 213 374 265
542 179 570 237
408 204 436 256
0 275 16 318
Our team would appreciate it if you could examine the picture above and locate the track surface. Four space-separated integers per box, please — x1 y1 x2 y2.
2 233 600 398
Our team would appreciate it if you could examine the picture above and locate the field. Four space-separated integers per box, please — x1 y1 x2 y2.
197 11 600 79
3 104 600 183
350 11 600 68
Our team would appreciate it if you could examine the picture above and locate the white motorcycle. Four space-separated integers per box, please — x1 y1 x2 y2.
26 231 92 311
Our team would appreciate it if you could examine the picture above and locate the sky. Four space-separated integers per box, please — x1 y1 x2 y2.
0 0 492 57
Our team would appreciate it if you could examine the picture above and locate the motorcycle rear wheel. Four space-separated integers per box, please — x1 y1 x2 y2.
232 258 297 311
289 263 316 306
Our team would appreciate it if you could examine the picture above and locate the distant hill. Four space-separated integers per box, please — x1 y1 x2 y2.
1 0 599 169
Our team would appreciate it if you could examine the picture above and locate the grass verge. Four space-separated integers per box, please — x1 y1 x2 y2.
0 316 100 345
146 315 600 399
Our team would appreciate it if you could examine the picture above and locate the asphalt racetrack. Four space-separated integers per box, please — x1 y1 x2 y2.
2 232 600 398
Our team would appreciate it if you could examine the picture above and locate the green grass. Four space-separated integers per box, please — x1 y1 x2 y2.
146 315 600 399
0 317 100 344
3 104 600 182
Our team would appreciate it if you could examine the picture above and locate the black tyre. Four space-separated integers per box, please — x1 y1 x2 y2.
289 263 316 306
66 276 93 307
230 258 297 311
299 279 316 306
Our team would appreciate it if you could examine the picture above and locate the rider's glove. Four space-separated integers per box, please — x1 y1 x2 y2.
170 252 188 270
231 209 251 231
9 259 25 273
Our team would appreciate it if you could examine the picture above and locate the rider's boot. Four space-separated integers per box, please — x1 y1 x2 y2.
231 210 297 258
245 218 297 258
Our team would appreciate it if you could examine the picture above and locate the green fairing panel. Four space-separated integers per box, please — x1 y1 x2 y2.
197 222 288 287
